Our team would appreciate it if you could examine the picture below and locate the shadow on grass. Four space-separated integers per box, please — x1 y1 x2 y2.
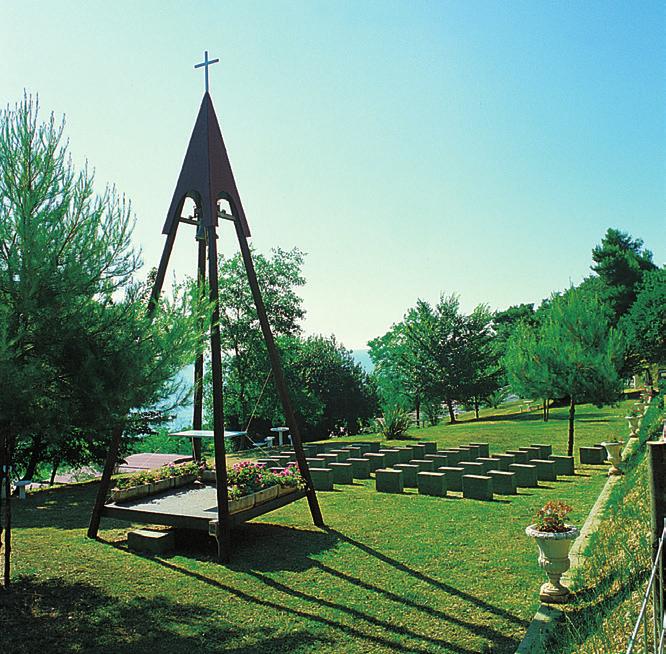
0 576 327 654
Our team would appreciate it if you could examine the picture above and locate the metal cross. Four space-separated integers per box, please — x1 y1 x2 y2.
194 50 219 93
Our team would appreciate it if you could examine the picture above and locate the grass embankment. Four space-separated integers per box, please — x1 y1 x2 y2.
1 402 631 654
549 395 665 653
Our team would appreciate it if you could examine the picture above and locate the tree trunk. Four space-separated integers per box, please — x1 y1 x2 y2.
567 396 575 457
415 397 420 428
22 434 42 481
446 400 456 424
49 459 60 486
1 425 12 588
474 397 479 420
0 431 5 589
542 399 547 422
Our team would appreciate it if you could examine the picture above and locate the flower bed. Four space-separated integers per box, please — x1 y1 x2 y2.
111 460 305 509
111 461 201 503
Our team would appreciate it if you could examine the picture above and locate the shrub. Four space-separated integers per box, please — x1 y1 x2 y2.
374 406 411 439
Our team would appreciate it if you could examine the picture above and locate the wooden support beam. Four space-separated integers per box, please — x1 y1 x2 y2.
234 220 324 528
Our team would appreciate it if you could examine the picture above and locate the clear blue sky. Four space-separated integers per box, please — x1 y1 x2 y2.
2 1 664 349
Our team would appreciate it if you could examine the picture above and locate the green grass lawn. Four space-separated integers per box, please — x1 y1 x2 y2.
0 401 632 653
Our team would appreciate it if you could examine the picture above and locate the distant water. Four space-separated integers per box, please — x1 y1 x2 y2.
164 350 374 431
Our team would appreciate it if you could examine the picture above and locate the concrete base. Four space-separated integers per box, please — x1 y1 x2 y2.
394 463 419 487
460 461 485 475
494 453 516 471
410 444 427 459
320 453 342 465
425 454 448 468
519 447 542 460
539 582 572 604
469 442 490 457
509 463 538 487
376 468 403 493
378 449 400 466
128 529 175 555
531 444 553 457
410 459 435 472
442 450 462 465
417 472 447 497
549 455 575 475
530 459 557 482
418 441 437 455
579 446 606 465
477 457 501 473
329 462 354 484
347 457 371 479
487 470 517 495
310 467 334 490
462 475 493 501
437 466 464 492
393 447 415 463
351 443 371 455
506 450 529 464
364 453 386 471
329 449 350 462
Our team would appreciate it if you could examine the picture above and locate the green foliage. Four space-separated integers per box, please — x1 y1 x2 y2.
0 94 205 477
370 293 501 423
620 268 666 367
504 289 624 454
374 405 411 439
589 227 656 322
204 250 376 439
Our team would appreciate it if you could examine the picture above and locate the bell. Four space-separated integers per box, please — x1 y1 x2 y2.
195 222 207 242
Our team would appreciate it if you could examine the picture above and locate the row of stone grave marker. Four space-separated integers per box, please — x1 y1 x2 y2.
256 440 575 502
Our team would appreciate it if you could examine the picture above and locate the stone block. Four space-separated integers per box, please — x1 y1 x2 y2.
417 472 447 497
341 446 362 458
364 452 386 472
351 443 371 455
378 449 400 466
460 461 485 476
549 455 575 476
366 442 381 453
273 455 291 467
410 444 427 459
442 449 462 465
579 446 606 465
310 467 334 490
438 466 464 491
410 458 435 472
329 449 350 462
128 529 175 555
494 453 516 471
476 457 501 473
376 468 403 493
320 453 341 465
462 475 493 501
529 458 557 482
328 462 354 484
506 450 529 464
470 442 490 457
394 447 415 463
466 445 481 459
519 446 542 459
347 457 371 479
456 447 473 462
487 470 517 495
306 457 328 469
394 463 419 487
425 454 449 468
508 463 538 487
302 445 319 457
531 443 553 457
418 441 438 455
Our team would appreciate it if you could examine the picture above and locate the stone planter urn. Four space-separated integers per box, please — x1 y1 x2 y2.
625 415 640 438
601 441 624 475
525 525 580 603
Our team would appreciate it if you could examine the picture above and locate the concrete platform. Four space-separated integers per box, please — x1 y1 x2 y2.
128 528 175 554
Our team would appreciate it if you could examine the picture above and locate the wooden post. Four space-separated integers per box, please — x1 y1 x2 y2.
88 218 180 539
207 225 231 562
191 238 207 462
648 442 666 580
234 220 324 528
2 430 12 587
